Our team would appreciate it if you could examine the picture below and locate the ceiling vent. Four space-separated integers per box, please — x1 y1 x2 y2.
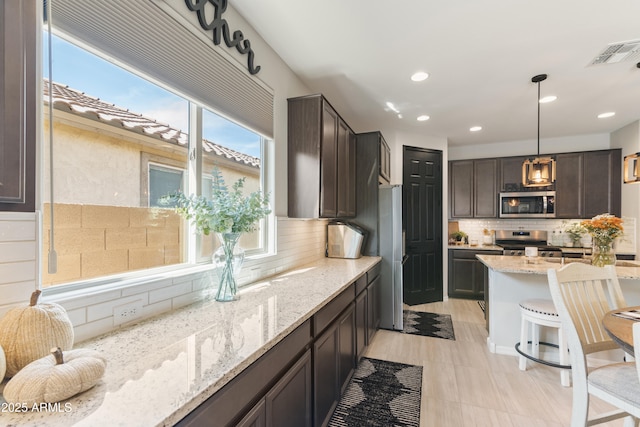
590 39 640 65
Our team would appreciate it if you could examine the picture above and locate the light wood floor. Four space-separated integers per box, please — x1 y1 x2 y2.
364 298 627 427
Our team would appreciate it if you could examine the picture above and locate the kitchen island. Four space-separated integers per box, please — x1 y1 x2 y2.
0 256 381 427
477 255 640 355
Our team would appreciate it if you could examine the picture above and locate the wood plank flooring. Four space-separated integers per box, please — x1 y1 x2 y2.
364 298 627 427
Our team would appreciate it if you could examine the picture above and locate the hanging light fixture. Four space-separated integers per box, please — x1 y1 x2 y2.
624 152 640 183
522 74 556 187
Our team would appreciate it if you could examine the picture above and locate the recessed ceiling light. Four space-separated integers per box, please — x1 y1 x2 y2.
411 72 429 82
417 115 430 121
385 101 400 113
539 95 557 103
397 114 403 119
470 126 482 132
598 112 615 118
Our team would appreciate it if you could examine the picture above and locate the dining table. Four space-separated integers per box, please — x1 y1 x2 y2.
602 305 640 355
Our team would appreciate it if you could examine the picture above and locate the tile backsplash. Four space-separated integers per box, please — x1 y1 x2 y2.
454 217 637 254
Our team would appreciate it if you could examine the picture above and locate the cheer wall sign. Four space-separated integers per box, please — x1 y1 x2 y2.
185 0 261 74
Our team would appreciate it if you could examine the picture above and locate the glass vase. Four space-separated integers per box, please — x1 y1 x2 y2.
213 232 245 301
591 240 616 267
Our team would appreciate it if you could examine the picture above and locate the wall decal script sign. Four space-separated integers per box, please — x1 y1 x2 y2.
185 0 261 75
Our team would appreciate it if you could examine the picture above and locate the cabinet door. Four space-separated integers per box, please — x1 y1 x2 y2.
265 350 312 427
474 158 498 218
338 304 356 394
355 291 367 361
555 152 583 218
237 399 266 427
337 121 356 218
448 250 496 299
367 274 381 341
0 0 36 210
583 150 621 218
380 135 391 183
320 101 338 218
499 156 528 192
449 160 474 218
313 322 339 427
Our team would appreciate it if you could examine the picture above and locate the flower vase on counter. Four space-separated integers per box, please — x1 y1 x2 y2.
591 240 616 267
581 214 624 268
213 233 245 301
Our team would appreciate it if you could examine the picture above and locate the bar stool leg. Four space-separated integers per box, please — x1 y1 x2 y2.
519 316 528 371
558 327 571 387
532 323 540 359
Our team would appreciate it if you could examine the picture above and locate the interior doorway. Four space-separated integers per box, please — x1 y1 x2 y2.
402 146 443 305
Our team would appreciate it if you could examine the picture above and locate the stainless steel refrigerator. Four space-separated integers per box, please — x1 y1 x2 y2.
378 185 404 330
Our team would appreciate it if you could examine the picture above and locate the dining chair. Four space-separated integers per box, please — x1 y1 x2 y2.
548 263 640 427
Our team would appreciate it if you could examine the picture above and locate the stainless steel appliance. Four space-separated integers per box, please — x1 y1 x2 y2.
499 191 556 218
379 185 405 330
326 221 366 259
495 230 562 257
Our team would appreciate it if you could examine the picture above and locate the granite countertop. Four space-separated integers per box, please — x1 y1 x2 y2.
0 256 381 427
448 244 503 251
477 254 640 280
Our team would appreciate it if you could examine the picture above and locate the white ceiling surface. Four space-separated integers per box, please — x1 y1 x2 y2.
232 0 640 147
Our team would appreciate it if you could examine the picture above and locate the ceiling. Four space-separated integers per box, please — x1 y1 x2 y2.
231 0 640 147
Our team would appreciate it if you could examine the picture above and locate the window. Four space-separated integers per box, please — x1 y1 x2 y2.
42 31 271 289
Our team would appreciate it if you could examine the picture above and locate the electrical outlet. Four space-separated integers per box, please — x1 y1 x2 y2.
113 300 144 325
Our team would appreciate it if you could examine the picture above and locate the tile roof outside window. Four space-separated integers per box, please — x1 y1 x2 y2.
44 79 260 168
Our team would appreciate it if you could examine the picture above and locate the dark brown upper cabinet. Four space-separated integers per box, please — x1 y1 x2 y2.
288 94 356 219
0 0 37 211
449 158 498 219
556 149 621 219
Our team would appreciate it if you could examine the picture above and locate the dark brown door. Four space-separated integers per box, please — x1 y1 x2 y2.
403 146 443 305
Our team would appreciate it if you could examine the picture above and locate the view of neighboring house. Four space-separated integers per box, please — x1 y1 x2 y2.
42 79 261 287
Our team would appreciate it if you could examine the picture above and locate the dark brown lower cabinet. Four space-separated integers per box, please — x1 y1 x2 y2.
367 274 381 342
448 249 501 299
314 302 356 427
355 291 367 361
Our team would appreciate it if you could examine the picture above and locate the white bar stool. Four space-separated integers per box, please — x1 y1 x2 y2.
515 298 571 387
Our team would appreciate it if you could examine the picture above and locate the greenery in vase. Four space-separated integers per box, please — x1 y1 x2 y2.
164 168 271 235
563 221 586 244
580 213 624 247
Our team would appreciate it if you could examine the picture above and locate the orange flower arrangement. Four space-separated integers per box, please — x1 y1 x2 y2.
580 214 624 246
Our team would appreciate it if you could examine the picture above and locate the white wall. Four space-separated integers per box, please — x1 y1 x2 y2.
611 120 640 257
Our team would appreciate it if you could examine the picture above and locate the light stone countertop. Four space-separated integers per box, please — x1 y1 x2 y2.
0 256 381 427
477 255 640 280
447 244 503 251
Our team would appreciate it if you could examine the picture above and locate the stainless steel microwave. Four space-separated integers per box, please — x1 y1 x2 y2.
499 191 556 218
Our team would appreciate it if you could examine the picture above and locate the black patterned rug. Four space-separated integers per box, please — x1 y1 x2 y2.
401 310 456 340
328 358 422 427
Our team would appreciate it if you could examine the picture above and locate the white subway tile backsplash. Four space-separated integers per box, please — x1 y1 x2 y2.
74 316 116 344
86 293 149 322
148 280 193 304
0 212 37 318
0 241 36 262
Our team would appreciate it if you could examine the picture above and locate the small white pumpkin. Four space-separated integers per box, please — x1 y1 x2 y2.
0 343 6 382
0 290 74 378
3 347 106 406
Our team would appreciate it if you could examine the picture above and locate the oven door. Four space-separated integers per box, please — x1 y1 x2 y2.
499 192 555 218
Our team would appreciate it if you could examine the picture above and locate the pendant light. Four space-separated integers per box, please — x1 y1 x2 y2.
522 74 556 187
624 152 640 183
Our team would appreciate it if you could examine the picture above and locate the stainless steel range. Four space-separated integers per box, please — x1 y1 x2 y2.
495 230 563 258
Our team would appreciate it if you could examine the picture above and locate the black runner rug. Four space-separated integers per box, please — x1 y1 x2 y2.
401 310 456 340
328 357 422 427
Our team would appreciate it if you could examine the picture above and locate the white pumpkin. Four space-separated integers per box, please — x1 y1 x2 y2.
3 347 106 406
0 343 6 382
0 290 74 378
